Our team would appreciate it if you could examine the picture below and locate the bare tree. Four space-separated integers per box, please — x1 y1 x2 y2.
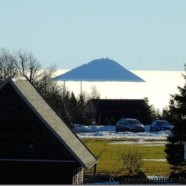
33 65 57 94
0 48 44 84
15 49 41 83
88 86 100 100
0 47 93 127
0 48 18 81
121 150 144 176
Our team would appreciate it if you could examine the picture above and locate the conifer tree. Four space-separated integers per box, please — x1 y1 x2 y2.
137 97 157 125
165 65 186 177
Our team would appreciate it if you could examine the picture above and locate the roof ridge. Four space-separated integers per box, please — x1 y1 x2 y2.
0 77 97 168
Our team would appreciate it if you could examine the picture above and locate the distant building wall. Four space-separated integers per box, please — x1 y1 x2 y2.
86 99 145 125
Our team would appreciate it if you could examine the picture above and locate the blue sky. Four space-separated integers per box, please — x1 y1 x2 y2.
0 0 186 70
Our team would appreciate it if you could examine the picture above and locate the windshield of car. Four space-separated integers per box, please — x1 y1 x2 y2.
127 119 140 125
157 121 171 126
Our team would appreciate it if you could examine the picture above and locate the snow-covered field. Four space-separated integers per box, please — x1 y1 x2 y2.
74 125 172 141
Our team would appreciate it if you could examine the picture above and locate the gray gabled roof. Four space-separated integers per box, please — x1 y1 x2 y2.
0 77 97 168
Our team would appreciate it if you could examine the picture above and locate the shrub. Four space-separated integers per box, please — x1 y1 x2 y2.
121 150 144 176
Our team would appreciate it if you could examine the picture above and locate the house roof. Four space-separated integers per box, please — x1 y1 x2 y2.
0 77 97 168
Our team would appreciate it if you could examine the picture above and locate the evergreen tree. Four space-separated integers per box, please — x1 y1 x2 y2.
76 94 91 125
137 97 157 125
165 65 186 177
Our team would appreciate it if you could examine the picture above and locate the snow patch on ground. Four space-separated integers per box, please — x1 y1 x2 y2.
74 125 172 141
143 159 166 162
110 141 167 146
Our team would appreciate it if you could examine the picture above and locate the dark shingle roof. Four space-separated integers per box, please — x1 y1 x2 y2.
0 77 97 168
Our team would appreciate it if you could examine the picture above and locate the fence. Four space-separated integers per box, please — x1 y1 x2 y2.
84 171 186 184
120 177 180 185
179 176 186 184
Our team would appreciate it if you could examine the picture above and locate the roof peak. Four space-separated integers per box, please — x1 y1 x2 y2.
0 77 97 168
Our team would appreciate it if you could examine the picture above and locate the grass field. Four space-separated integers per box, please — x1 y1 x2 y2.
82 138 171 176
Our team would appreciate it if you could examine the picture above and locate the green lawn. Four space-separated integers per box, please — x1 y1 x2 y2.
82 138 171 176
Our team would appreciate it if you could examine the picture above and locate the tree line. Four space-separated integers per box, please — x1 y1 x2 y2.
0 48 103 128
0 48 160 126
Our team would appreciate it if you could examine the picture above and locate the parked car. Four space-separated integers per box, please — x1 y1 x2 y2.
116 118 145 132
150 120 173 132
